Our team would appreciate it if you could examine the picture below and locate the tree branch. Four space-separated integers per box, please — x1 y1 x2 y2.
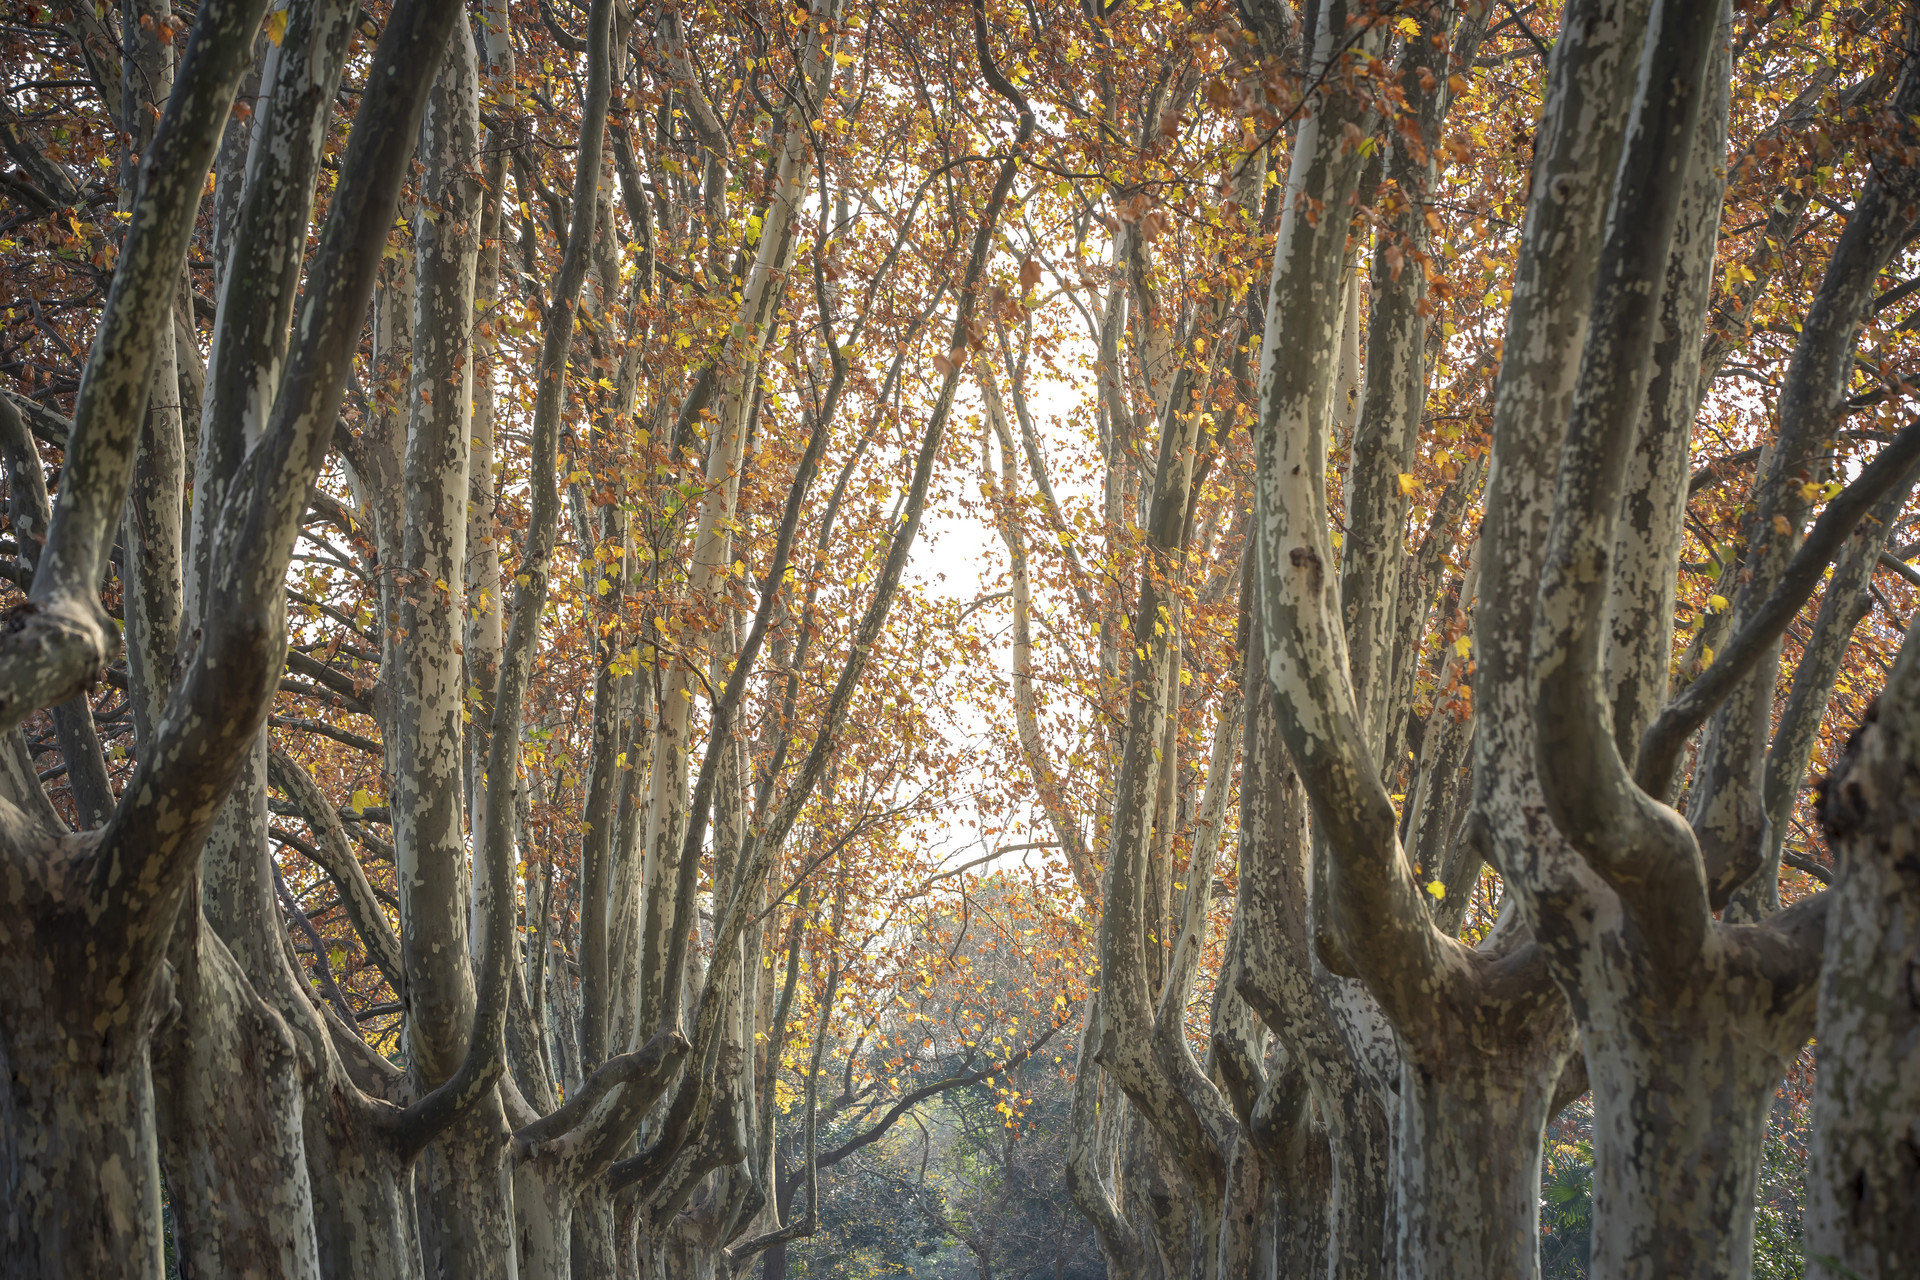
1637 416 1920 798
266 744 404 990
0 0 274 735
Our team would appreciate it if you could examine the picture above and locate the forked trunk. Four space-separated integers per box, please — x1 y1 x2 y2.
417 1104 518 1278
301 1078 418 1280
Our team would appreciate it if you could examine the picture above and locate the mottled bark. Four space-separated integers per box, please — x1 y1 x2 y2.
1576 933 1821 1278
0 996 168 1275
0 0 273 735
464 0 514 987
1234 572 1389 1279
1473 0 1652 936
188 0 355 616
1 0 467 1267
1523 4 1840 1277
154 913 321 1279
1808 627 1920 1279
1602 27 1728 764
1252 6 1585 1279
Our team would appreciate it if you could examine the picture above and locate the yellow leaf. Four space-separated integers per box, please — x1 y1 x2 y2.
1396 473 1421 497
349 788 375 815
1708 594 1730 612
1453 635 1471 658
1425 881 1447 899
265 8 287 45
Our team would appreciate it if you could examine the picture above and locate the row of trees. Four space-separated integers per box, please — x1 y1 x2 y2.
4 0 1920 1276
1 0 1080 1271
950 0 1920 1276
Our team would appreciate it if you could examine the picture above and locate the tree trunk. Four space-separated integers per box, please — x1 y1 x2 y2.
1266 1107 1330 1278
417 1104 518 1279
1583 974 1808 1279
1322 1081 1392 1280
572 1182 620 1279
514 1158 577 1278
0 1000 167 1275
1214 1133 1270 1279
758 1159 798 1280
1807 683 1920 1278
1394 1033 1563 1277
154 917 321 1279
301 1079 419 1280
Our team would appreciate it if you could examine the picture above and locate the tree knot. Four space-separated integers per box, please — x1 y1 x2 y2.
1289 544 1323 589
